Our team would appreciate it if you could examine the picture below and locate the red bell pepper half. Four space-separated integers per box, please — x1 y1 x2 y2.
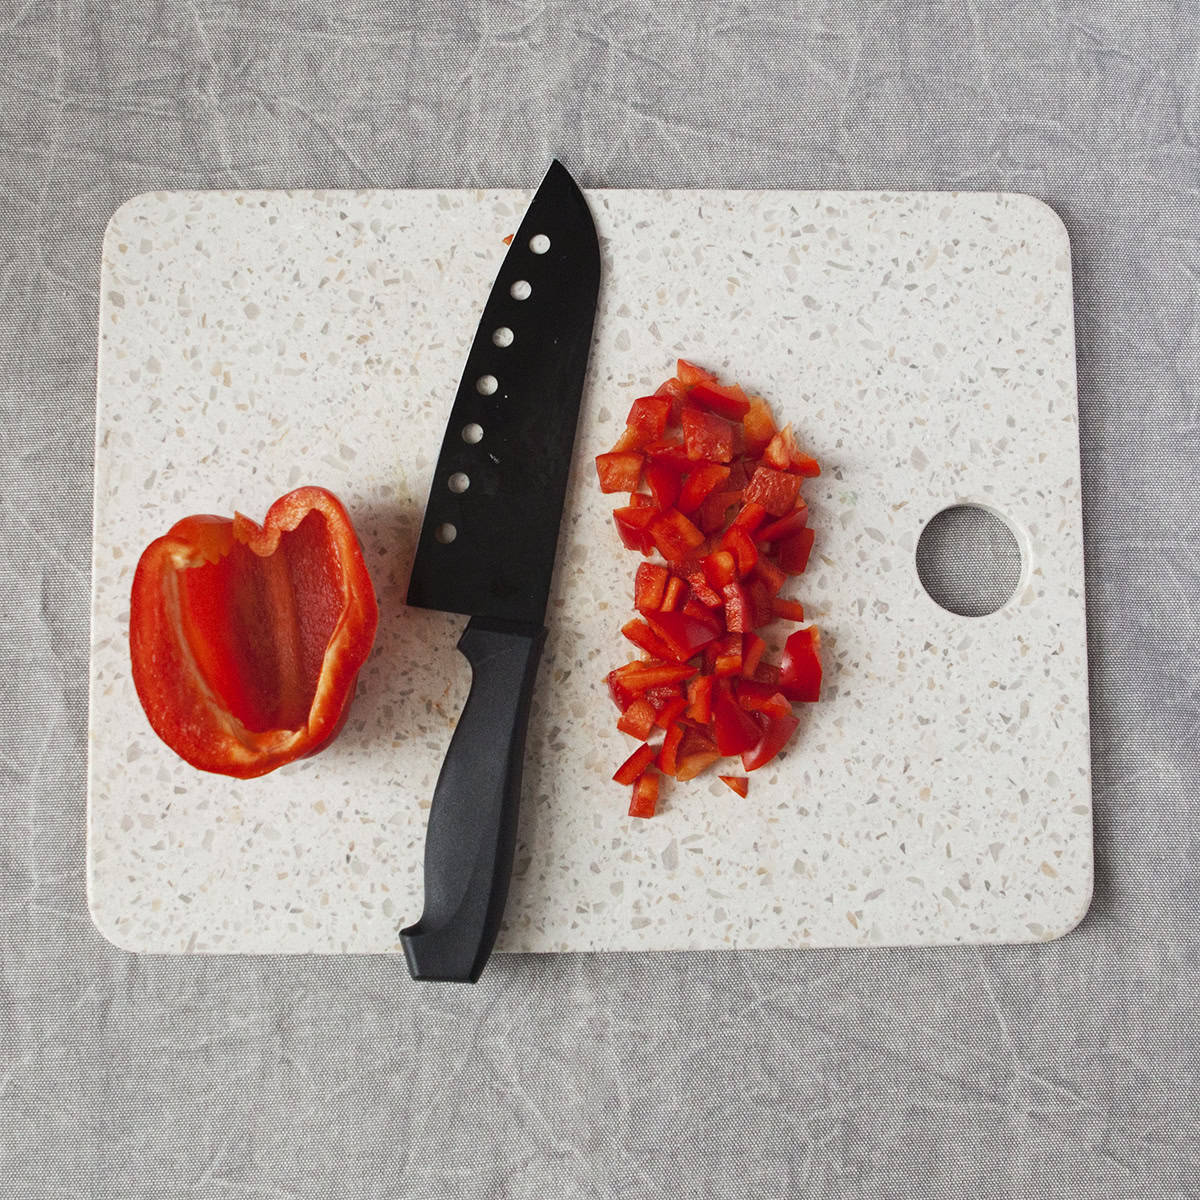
129 486 378 779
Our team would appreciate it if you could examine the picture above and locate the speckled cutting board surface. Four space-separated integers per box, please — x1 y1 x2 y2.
88 188 1091 955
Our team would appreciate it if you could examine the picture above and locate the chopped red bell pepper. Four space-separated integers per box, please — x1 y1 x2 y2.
713 631 743 677
682 408 735 464
735 680 793 720
682 596 721 625
610 425 648 452
622 617 675 661
779 627 822 702
629 769 660 818
771 597 805 623
613 659 699 691
730 500 768 535
677 463 731 514
613 504 656 553
608 669 638 712
685 674 714 723
696 489 742 534
654 695 689 730
703 549 738 590
661 575 686 611
595 450 644 493
742 396 777 456
744 466 802 516
778 527 815 574
675 358 718 388
129 487 378 779
649 508 706 562
741 713 800 771
741 632 767 678
634 562 669 612
719 525 759 576
723 581 752 632
614 742 658 785
626 393 671 440
753 662 782 687
750 556 786 597
659 721 685 776
719 775 749 798
746 579 776 630
645 459 682 509
617 698 658 740
712 680 763 756
689 380 751 420
644 683 683 707
674 726 721 781
758 502 809 543
680 563 723 609
646 610 722 661
644 438 693 470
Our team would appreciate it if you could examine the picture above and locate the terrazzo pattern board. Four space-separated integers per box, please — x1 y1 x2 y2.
89 189 1091 955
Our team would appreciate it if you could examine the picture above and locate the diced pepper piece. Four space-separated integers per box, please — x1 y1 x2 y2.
686 674 714 724
778 527 815 574
719 775 749 798
682 596 722 625
681 408 735 464
730 501 768 535
644 683 683 707
735 680 793 719
697 489 741 534
659 721 685 776
644 439 693 470
655 376 688 402
608 670 638 712
714 631 743 677
661 575 686 611
676 358 719 388
746 579 776 629
649 508 706 562
712 680 763 756
622 617 675 661
629 770 660 818
635 562 669 612
744 466 802 517
741 632 766 677
703 549 738 590
751 555 787 596
626 393 671 439
677 463 731 514
742 396 777 456
675 726 721 781
645 459 682 509
771 597 805 623
614 742 657 785
611 425 648 452
617 698 657 739
627 492 656 509
680 564 722 609
779 627 822 702
758 502 809 543
654 695 689 729
613 504 656 553
596 450 644 493
723 581 752 632
753 662 782 686
689 380 751 420
741 713 800 772
646 610 722 661
613 659 699 691
719 526 759 576
763 424 799 471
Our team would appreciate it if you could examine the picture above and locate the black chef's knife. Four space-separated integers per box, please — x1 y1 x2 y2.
401 162 600 982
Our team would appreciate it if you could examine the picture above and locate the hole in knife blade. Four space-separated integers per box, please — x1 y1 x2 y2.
529 234 551 255
448 472 469 493
475 374 498 395
435 523 457 544
492 326 514 347
461 423 483 444
510 280 531 301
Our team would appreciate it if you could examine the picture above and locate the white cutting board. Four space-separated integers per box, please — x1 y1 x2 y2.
88 188 1091 954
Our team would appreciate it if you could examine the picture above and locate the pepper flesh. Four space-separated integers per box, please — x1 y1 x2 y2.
129 486 378 779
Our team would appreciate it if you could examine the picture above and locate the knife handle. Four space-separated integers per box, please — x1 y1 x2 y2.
400 615 547 982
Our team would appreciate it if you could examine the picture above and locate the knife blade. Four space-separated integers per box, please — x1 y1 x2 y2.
401 161 600 982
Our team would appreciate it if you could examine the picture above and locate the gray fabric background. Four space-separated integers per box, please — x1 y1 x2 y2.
2 2 1198 1197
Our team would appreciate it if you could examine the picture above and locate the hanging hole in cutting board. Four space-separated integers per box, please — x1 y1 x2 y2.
916 504 1023 617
